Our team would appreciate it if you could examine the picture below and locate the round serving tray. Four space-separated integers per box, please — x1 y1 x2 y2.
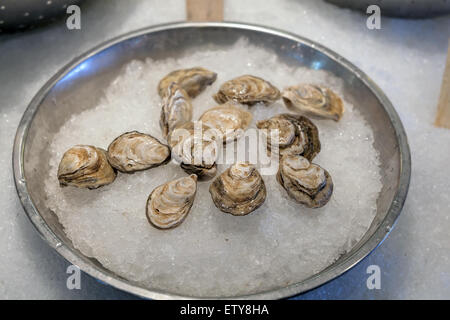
13 22 410 299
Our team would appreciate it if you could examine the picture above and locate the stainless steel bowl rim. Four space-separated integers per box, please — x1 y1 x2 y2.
12 21 411 300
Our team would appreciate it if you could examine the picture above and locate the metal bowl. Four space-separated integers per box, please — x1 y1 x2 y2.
13 22 411 299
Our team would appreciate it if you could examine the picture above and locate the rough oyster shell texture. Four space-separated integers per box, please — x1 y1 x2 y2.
213 75 281 106
282 84 344 121
198 103 252 143
168 121 219 179
158 67 217 98
256 113 321 161
146 174 198 229
160 82 193 139
209 162 266 216
107 131 170 173
277 154 333 208
57 145 117 189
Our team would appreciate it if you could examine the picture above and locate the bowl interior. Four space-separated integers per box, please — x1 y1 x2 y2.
18 24 407 299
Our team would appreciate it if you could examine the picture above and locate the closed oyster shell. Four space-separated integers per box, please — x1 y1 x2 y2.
160 82 193 139
146 174 197 229
282 84 344 121
198 103 252 143
107 131 170 173
57 145 117 189
158 67 217 98
168 121 218 180
213 75 280 106
277 154 333 208
209 162 266 216
256 113 321 161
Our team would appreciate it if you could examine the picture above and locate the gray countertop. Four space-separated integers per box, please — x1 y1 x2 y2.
1 0 449 299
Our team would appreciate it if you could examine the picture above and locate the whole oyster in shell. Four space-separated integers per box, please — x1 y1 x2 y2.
209 162 266 216
277 154 333 208
168 121 219 180
146 174 198 229
57 145 117 189
198 103 252 143
213 75 280 106
256 114 321 161
158 67 217 98
282 84 344 121
160 82 193 139
107 131 170 173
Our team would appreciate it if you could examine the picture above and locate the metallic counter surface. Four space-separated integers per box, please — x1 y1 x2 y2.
0 0 449 299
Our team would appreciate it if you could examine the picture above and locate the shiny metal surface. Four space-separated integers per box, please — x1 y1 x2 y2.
326 0 450 18
13 22 411 299
0 0 83 31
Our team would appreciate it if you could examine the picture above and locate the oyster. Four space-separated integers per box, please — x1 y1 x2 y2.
277 154 333 208
256 114 321 161
146 174 198 229
57 145 117 189
198 103 252 143
158 67 217 98
213 75 280 106
209 162 266 216
168 121 218 179
107 131 170 173
282 84 344 121
160 82 193 139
